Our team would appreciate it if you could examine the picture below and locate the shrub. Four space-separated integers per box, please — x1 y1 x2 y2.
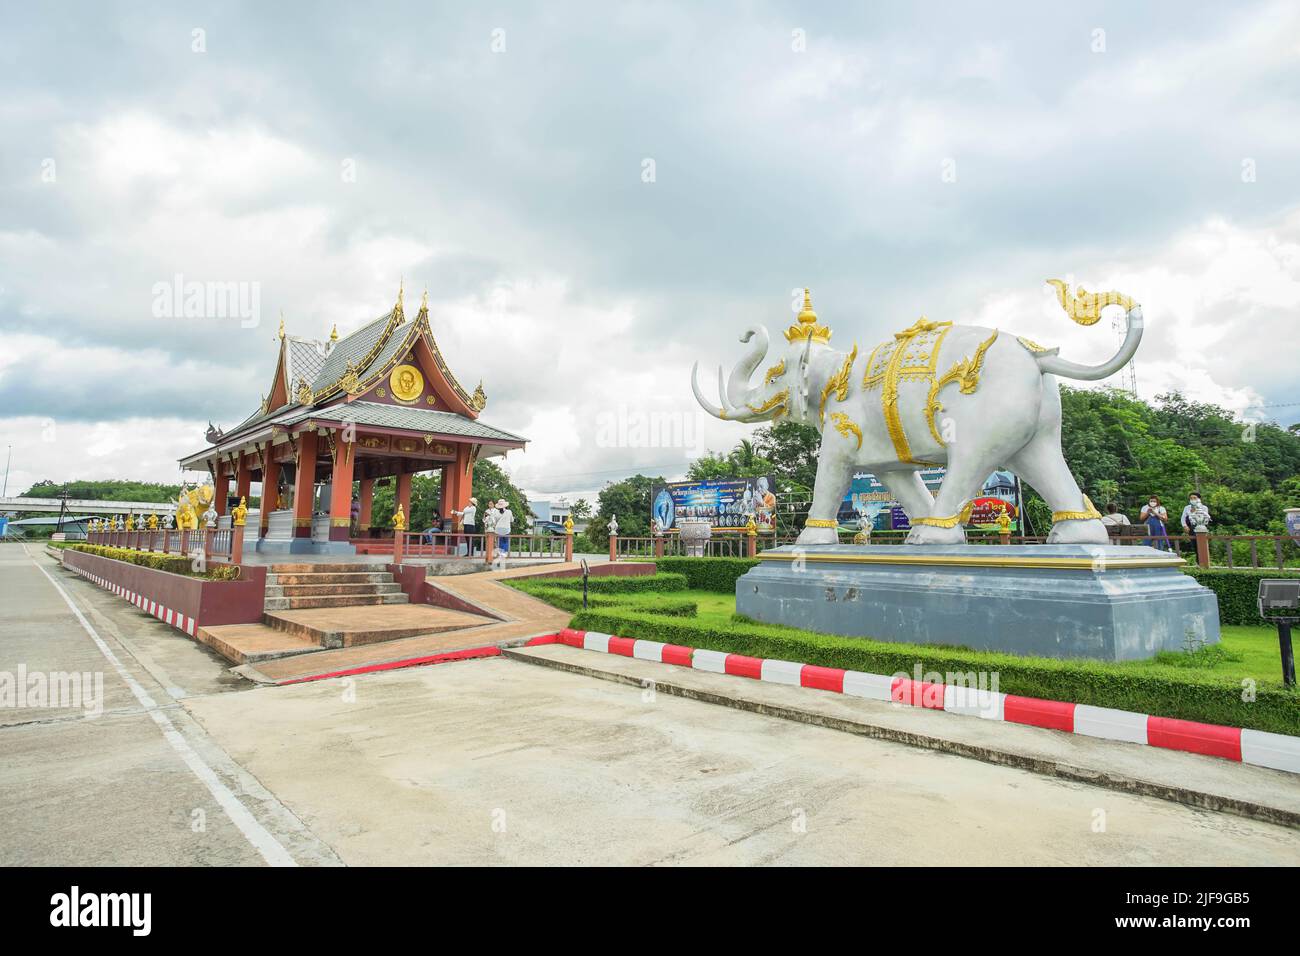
569 607 1300 736
60 543 242 580
1184 568 1300 626
523 572 688 594
654 557 757 592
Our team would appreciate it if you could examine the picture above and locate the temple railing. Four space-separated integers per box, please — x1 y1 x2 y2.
83 527 244 564
392 531 571 565
604 530 1298 570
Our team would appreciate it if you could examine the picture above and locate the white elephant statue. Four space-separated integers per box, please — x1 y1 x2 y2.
692 281 1143 546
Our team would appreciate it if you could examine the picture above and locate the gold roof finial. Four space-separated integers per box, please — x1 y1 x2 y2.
277 311 285 341
329 323 339 343
784 287 832 344
392 277 406 324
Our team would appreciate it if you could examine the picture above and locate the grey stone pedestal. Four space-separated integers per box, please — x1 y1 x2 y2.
736 544 1220 661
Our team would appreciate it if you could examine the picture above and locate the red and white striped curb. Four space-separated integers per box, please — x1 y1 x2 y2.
67 564 198 637
527 629 1300 775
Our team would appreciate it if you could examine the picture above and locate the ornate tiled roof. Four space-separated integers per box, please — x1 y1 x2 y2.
184 285 515 468
309 311 395 394
280 401 525 443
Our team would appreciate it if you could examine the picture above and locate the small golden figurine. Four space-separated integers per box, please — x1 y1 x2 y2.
147 513 159 530
563 515 574 535
393 504 406 531
125 514 135 531
231 496 248 527
995 503 1012 534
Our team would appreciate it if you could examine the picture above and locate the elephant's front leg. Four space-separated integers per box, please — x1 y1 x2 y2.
796 445 854 545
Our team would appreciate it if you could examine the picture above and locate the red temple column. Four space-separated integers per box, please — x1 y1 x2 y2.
452 444 473 515
213 466 231 517
328 437 355 542
293 432 318 539
439 465 450 523
357 476 374 533
396 470 412 529
260 455 280 538
235 453 253 504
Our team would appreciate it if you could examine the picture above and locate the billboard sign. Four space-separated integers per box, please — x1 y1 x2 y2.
651 476 777 533
839 468 1022 532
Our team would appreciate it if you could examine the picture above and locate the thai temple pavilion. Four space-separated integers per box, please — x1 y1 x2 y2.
180 284 527 553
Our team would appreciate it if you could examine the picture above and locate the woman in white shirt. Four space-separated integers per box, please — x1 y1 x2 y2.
452 497 478 554
494 498 513 556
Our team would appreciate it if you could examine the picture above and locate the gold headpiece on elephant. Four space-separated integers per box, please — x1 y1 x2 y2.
784 288 831 344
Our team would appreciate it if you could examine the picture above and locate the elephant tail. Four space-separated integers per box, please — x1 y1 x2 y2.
1034 304 1143 381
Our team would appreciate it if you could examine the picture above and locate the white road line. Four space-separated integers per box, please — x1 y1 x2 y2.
27 549 297 867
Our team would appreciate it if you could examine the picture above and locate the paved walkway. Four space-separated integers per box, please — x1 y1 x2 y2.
237 563 574 683
186 653 1300 866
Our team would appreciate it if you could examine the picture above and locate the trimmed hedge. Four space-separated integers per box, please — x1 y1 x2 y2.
655 557 757 592
58 543 242 580
525 572 689 594
570 607 1299 735
1185 567 1300 626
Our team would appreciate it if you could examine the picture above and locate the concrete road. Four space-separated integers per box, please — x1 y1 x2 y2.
0 544 337 866
4 542 1299 866
185 658 1300 867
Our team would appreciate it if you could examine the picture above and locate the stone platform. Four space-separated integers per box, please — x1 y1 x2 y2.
736 544 1220 661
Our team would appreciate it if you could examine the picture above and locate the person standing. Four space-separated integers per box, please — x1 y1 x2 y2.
1181 492 1211 534
494 498 513 557
453 497 478 555
1139 495 1170 550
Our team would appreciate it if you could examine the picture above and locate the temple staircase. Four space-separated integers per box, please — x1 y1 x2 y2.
262 563 408 611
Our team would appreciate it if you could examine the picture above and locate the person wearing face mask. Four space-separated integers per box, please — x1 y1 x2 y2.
1139 495 1170 550
1181 492 1211 534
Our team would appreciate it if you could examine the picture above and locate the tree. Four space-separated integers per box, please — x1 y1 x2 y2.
580 474 665 549
569 498 593 521
752 420 821 496
471 458 531 531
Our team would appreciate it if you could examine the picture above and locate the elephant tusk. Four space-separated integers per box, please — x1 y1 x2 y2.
691 361 727 419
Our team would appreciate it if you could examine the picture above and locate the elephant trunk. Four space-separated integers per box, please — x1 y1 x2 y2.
725 326 771 413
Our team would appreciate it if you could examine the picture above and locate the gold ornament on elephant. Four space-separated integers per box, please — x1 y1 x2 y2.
1051 495 1103 523
1046 280 1134 326
819 344 857 425
829 411 863 450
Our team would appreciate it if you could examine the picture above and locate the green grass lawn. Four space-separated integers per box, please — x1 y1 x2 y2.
509 572 1300 735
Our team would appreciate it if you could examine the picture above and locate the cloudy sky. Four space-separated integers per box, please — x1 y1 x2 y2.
2 1 1298 504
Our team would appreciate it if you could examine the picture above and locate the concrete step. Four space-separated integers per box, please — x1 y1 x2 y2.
195 623 319 664
263 604 490 648
268 572 396 586
265 582 404 598
267 562 389 574
263 592 410 612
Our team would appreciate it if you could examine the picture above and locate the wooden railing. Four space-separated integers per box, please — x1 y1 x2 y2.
392 530 572 565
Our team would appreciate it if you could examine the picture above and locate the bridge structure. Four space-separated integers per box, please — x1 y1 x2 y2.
0 497 177 517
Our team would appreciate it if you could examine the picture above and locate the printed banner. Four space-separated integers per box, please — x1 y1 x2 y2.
652 476 777 533
840 468 1022 532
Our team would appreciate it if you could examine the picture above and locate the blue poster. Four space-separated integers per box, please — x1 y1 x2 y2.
839 468 1021 532
652 477 777 533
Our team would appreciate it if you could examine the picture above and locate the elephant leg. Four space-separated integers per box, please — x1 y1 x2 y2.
875 469 935 524
796 449 854 545
905 453 992 544
1007 434 1107 544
